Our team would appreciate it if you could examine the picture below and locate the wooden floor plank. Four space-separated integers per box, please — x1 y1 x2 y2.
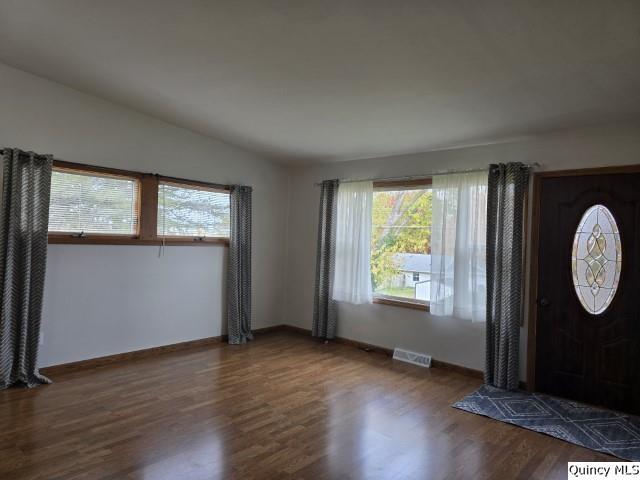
0 332 609 479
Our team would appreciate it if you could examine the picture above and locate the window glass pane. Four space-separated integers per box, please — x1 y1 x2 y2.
49 169 139 235
371 187 432 302
571 204 621 314
157 182 230 237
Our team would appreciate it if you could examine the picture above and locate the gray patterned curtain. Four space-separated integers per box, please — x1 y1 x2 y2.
227 185 253 344
485 163 530 390
312 179 339 340
0 149 53 388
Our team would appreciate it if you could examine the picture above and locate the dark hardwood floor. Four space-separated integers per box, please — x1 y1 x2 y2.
0 332 608 479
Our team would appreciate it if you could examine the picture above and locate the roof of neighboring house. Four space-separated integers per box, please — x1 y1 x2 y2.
393 253 431 273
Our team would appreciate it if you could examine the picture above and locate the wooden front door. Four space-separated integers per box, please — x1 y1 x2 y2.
535 172 640 414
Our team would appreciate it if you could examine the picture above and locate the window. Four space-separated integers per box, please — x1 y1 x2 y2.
571 204 621 315
371 180 432 307
49 167 140 236
157 181 230 238
46 160 231 246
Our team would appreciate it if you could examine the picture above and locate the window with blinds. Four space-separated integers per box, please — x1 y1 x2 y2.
157 181 230 238
48 168 140 235
371 181 432 305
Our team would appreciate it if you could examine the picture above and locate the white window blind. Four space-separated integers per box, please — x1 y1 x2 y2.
157 182 230 238
48 169 140 235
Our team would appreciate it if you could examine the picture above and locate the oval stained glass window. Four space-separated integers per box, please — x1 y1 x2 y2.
571 205 622 314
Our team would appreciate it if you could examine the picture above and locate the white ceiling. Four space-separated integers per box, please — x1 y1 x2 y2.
1 1 639 164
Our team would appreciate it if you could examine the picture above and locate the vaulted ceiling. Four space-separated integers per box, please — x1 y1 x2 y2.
1 0 639 164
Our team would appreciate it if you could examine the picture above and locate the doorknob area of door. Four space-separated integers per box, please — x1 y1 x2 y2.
538 297 550 307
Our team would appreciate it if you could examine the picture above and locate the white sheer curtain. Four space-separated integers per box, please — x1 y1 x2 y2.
430 171 488 321
333 181 373 304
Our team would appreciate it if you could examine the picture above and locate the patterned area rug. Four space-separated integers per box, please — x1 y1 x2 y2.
453 385 640 461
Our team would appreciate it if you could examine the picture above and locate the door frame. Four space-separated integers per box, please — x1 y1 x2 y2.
526 163 640 392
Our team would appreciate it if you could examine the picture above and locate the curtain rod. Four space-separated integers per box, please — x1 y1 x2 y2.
314 163 539 186
2 148 233 190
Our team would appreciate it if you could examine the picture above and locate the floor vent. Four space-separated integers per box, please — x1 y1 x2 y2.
392 348 432 368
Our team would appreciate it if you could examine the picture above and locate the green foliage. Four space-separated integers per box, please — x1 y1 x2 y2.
370 189 432 291
376 286 415 299
370 238 400 290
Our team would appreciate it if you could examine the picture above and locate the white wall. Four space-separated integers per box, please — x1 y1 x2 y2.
0 62 289 367
40 246 225 366
285 120 640 377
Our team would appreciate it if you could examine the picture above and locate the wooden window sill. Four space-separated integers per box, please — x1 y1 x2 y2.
48 235 229 246
373 297 430 312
